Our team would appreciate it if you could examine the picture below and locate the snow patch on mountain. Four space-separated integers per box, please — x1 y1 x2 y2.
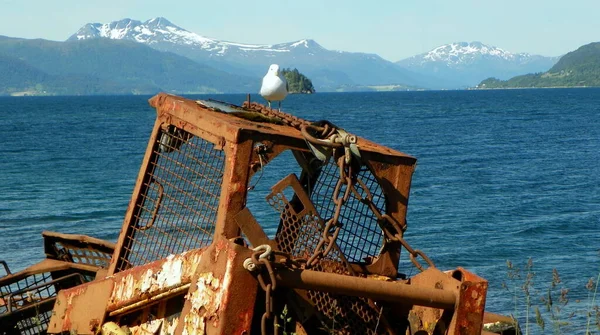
69 17 321 56
402 41 538 67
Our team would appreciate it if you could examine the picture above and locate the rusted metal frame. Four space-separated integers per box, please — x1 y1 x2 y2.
108 105 229 274
362 152 416 233
157 109 227 151
107 283 190 316
42 231 116 256
153 93 416 161
47 276 114 334
174 238 258 335
108 120 163 276
4 272 85 313
273 266 456 310
234 208 276 249
403 267 488 335
0 259 98 287
447 268 488 335
150 93 292 145
47 248 207 334
213 137 253 240
106 249 206 313
150 93 240 144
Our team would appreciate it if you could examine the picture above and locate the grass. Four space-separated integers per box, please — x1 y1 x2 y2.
502 258 600 334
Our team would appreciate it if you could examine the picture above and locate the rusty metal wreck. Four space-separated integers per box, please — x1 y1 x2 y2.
1 93 515 335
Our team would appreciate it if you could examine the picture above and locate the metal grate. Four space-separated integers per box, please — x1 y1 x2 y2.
271 182 390 334
305 265 388 335
0 272 86 334
116 127 225 271
311 161 387 263
14 309 52 335
1 272 52 316
52 242 113 268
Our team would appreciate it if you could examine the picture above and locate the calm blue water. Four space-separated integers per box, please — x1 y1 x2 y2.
1 89 599 333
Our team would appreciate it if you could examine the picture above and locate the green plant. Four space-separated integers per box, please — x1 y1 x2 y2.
540 269 573 334
501 259 600 335
278 304 296 335
585 273 600 334
503 259 525 333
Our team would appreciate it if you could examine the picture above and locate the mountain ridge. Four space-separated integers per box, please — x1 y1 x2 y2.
1 17 587 95
396 41 559 87
68 18 561 90
477 42 600 88
66 17 453 90
0 35 259 95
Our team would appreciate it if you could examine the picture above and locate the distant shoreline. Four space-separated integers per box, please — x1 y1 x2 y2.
3 86 600 97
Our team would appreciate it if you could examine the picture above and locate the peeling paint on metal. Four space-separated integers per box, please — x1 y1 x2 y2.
110 253 195 307
182 272 221 335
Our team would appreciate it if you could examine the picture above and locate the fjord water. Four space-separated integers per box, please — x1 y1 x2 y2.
1 89 599 331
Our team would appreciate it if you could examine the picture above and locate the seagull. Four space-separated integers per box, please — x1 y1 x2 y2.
260 64 288 110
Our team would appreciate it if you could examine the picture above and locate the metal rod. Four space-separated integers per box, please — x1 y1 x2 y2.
275 268 456 309
108 283 191 316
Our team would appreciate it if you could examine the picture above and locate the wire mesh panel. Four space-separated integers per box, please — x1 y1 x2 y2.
311 161 387 263
0 272 52 316
0 272 86 335
116 126 225 271
48 242 113 268
269 181 390 334
13 309 53 335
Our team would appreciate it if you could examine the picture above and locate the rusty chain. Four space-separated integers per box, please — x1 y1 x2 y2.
243 101 434 272
351 178 435 272
306 154 352 268
244 245 280 335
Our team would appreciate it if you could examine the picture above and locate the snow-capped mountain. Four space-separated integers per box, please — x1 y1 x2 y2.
396 42 559 87
69 20 559 90
68 18 428 90
69 18 324 58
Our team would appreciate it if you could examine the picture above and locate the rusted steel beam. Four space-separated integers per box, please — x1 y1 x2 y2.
450 268 488 334
214 139 253 240
150 93 416 160
48 248 207 334
107 249 205 312
0 259 99 285
48 278 114 334
274 267 457 309
42 230 116 252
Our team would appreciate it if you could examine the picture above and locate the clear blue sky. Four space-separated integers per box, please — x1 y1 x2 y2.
1 0 598 61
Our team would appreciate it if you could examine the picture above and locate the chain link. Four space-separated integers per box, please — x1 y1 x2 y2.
306 154 352 268
245 246 280 335
243 101 434 272
352 177 435 272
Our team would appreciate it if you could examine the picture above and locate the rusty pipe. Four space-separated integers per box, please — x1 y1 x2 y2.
275 268 456 310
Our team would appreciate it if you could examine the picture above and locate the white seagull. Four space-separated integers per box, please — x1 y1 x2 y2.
259 64 288 110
